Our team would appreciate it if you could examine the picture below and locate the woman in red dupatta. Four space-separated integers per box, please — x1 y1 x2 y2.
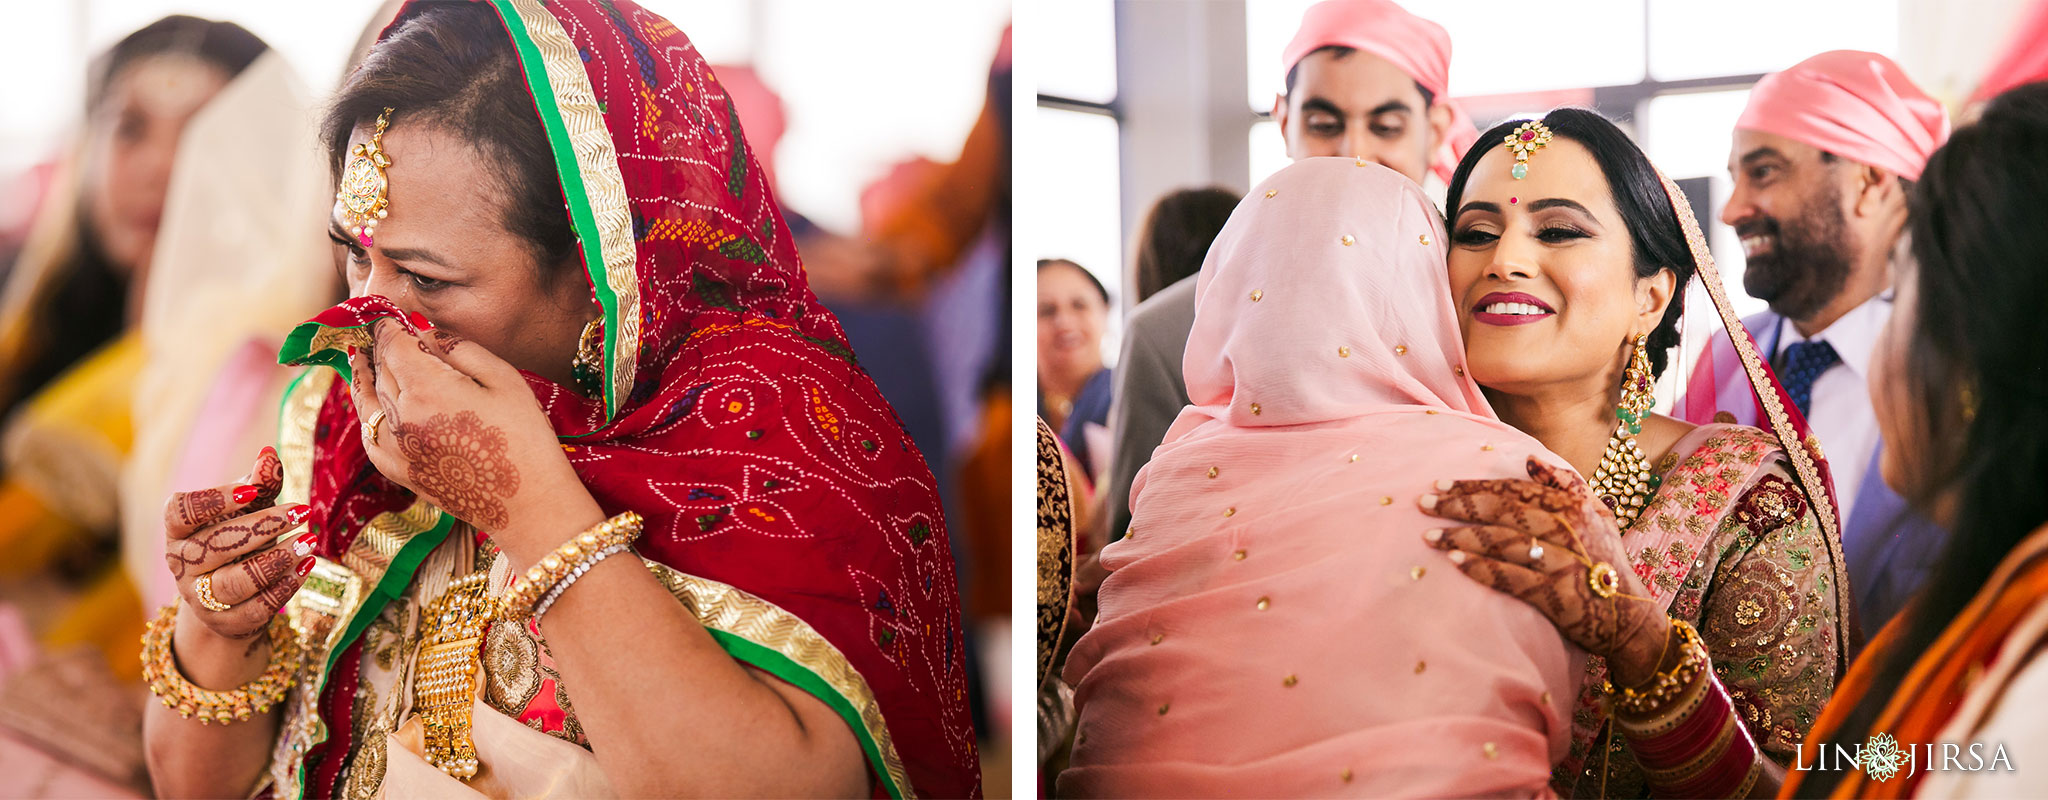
140 2 978 797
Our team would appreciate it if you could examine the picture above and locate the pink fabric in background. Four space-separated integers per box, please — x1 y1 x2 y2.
1061 159 1584 798
1736 50 1949 181
135 339 292 610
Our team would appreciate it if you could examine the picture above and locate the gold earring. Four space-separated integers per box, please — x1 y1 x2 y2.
1593 333 1656 528
570 318 603 398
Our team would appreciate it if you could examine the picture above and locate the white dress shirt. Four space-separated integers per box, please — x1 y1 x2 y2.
1769 294 1891 524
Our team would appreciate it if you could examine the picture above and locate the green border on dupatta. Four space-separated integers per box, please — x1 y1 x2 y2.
489 0 642 425
646 562 916 799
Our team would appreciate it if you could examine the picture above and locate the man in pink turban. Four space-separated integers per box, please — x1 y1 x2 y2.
1684 50 1950 635
1271 0 1478 188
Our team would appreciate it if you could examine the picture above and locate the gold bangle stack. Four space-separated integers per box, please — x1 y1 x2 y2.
497 511 644 622
140 601 304 725
1605 618 1709 717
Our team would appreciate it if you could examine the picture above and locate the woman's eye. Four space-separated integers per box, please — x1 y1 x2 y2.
1452 228 1498 246
1537 226 1589 243
407 271 448 291
330 234 371 266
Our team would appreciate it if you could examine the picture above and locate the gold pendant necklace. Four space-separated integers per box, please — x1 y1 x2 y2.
415 570 493 779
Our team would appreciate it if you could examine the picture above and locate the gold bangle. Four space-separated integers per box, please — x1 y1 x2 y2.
139 601 304 725
497 511 644 621
1604 618 1709 717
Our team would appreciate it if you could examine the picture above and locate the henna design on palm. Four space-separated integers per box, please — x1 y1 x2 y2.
395 410 520 531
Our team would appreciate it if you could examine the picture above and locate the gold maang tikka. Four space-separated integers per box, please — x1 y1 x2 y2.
1503 120 1552 180
336 107 395 248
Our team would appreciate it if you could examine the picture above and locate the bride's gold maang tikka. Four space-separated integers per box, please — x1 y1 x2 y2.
1503 119 1553 180
336 107 395 248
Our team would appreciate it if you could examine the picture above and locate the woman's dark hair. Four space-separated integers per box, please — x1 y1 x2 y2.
1795 81 2048 797
1037 258 1109 306
1131 187 1240 304
1444 107 1694 377
87 15 267 110
324 2 577 278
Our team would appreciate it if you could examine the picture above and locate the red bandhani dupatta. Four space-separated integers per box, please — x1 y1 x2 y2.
272 2 979 797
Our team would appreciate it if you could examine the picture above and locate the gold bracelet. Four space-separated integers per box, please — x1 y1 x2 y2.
497 511 644 621
1603 618 1709 717
140 601 304 725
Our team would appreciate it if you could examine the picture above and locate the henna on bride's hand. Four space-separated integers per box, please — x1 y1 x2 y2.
394 410 520 531
164 515 295 579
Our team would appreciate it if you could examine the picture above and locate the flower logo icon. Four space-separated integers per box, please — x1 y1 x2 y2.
1863 733 1908 782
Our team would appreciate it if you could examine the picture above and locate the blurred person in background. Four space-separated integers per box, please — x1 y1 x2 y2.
0 16 268 795
1787 79 2048 800
1273 0 1478 197
1684 51 1950 636
1100 187 1238 544
1037 258 1112 488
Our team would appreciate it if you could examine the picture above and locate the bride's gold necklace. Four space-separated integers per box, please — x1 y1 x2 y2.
415 570 493 779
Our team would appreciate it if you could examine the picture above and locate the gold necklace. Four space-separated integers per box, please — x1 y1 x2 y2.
415 570 493 779
1593 335 1658 529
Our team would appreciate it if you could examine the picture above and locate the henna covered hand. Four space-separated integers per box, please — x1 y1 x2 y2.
348 317 594 553
161 448 316 641
1419 457 1672 685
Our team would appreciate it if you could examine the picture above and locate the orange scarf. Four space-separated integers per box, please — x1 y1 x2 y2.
1784 522 2048 798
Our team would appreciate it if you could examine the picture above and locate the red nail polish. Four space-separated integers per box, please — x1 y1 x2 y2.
346 345 358 357
260 445 276 460
232 485 260 504
285 504 312 526
407 311 434 331
293 533 318 557
296 557 315 577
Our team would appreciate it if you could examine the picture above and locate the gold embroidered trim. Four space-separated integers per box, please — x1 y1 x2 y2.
1657 172 1853 675
344 502 441 579
501 0 641 414
644 561 911 796
264 557 368 799
275 368 332 508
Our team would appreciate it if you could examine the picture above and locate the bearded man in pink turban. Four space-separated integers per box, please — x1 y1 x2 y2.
1685 50 1951 636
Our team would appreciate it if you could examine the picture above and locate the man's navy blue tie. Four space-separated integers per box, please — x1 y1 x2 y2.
1778 340 1841 417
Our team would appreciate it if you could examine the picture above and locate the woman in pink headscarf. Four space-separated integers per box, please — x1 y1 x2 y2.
1059 158 1588 797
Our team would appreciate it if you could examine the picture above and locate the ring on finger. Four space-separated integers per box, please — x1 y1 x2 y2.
363 409 388 446
194 572 232 612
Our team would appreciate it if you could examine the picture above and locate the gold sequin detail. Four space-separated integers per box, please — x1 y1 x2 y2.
1338 346 1350 357
1541 691 1553 705
1342 768 1354 783
1379 497 1393 505
1151 633 1164 645
1341 234 1356 246
1425 409 1439 415
1481 444 1495 451
1349 454 1359 462
1264 189 1278 198
1224 507 1237 517
1207 466 1219 479
1419 234 1431 245
1283 674 1298 687
1250 289 1263 302
1256 596 1271 611
1394 345 1408 355
1415 660 1427 674
1233 549 1247 561
1484 742 1498 759
1454 366 1466 377
1158 703 1171 715
1250 403 1262 415
1410 566 1426 580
